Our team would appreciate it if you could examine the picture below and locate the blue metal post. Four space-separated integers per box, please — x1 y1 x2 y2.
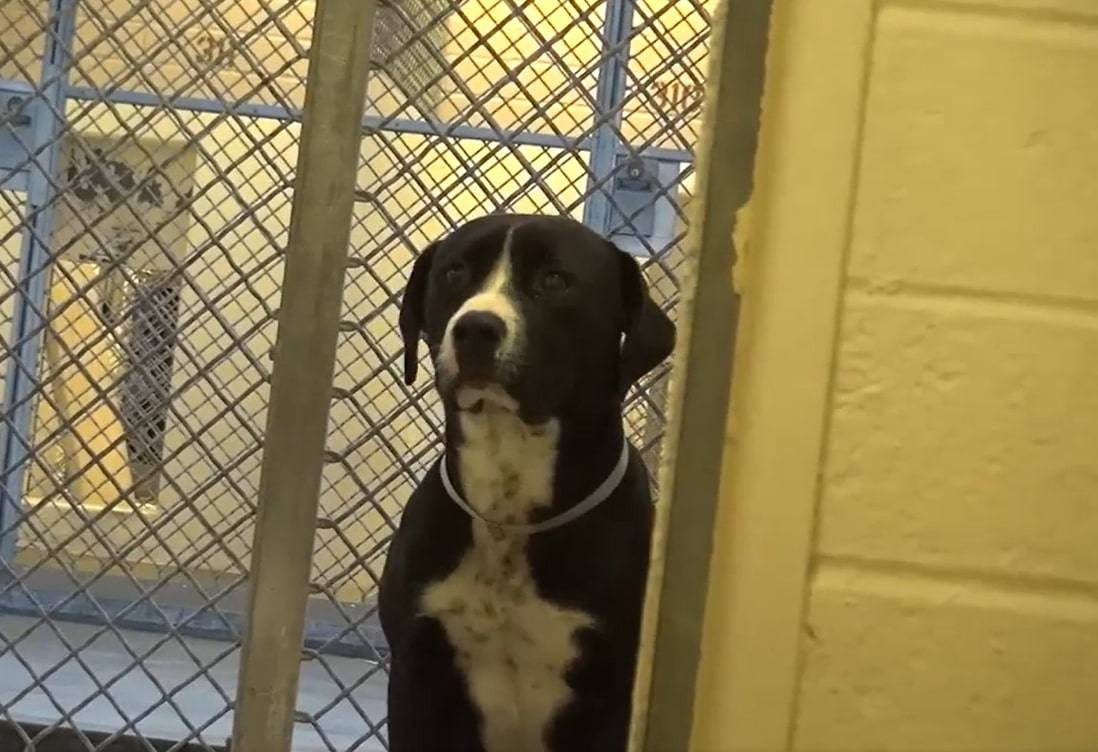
582 0 635 234
0 0 79 563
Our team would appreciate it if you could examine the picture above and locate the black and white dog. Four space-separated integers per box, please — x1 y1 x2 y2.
379 214 676 752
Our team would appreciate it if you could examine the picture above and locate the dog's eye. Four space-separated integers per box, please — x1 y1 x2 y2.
444 265 468 287
537 270 570 295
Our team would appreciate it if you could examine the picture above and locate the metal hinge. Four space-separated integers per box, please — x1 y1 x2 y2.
1 95 32 127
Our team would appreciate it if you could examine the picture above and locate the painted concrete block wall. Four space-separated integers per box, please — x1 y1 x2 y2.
795 2 1098 749
688 0 1098 749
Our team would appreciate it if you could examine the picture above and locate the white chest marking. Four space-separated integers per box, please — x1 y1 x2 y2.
421 401 594 752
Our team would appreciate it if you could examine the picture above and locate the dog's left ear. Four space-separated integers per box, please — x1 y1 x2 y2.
617 247 676 394
399 241 439 385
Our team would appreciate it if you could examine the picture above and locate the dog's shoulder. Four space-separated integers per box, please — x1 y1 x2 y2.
379 464 472 644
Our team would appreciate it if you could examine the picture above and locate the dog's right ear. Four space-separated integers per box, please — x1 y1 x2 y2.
399 241 438 385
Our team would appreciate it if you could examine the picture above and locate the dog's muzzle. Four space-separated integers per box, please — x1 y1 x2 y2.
451 310 506 386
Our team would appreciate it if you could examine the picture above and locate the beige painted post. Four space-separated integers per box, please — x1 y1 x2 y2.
229 1 378 750
630 1 774 750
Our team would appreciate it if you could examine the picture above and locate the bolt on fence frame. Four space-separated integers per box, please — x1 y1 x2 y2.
230 1 379 751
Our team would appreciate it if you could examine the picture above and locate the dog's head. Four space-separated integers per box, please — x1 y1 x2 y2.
399 214 676 423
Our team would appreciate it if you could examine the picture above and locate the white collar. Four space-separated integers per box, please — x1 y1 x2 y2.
438 435 631 535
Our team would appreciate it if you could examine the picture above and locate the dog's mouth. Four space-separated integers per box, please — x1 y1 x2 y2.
454 382 518 413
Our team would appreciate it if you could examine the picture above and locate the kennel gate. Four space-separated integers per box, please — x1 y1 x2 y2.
0 0 713 748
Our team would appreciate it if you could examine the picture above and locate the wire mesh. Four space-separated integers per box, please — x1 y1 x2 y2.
0 0 714 749
0 0 307 749
311 0 714 748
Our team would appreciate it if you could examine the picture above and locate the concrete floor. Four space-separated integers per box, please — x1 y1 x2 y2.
0 615 387 751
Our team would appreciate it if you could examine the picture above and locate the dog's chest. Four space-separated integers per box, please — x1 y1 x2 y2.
421 408 594 752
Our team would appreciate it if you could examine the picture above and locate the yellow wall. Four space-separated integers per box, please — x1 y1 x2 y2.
692 0 1098 749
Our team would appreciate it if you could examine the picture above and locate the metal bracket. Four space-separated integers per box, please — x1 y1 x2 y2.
608 155 682 255
0 81 35 191
611 155 660 236
1 94 32 127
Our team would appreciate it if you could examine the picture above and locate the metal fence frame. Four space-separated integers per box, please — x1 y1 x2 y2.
0 0 713 748
0 0 79 564
1 0 693 579
0 0 698 653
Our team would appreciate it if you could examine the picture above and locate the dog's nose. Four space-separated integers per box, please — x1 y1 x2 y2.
452 311 506 381
452 311 506 349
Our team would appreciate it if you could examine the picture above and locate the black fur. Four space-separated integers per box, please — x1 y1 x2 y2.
380 214 675 752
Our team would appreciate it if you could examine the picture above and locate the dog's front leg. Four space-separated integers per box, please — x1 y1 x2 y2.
387 616 484 752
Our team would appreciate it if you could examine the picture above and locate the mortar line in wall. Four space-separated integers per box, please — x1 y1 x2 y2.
815 552 1098 612
845 277 1098 329
783 1 884 748
887 0 1098 29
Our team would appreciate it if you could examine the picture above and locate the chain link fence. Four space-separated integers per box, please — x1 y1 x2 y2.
0 0 713 749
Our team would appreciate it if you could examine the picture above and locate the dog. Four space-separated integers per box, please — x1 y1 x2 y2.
379 214 676 752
